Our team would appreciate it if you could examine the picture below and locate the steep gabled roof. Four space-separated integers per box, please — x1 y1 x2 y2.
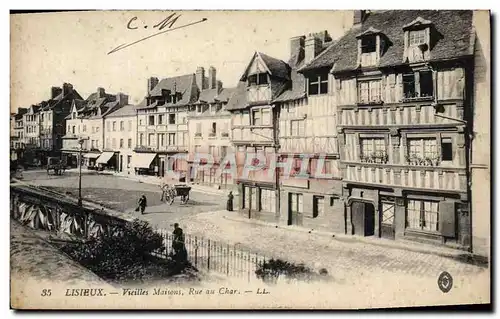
299 10 474 73
239 52 290 82
137 74 198 109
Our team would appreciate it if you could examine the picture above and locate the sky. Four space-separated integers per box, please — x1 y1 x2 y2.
10 10 353 112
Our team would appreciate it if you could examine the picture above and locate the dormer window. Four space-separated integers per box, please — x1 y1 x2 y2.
409 29 427 46
403 17 433 63
307 73 329 95
356 27 385 67
361 36 377 54
247 73 268 86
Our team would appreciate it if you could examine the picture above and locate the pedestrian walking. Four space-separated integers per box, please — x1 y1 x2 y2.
136 194 147 215
226 191 234 211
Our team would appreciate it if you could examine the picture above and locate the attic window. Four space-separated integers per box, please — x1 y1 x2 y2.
247 73 268 86
361 36 377 53
409 30 427 46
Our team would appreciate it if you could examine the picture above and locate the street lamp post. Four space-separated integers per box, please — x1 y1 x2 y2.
77 138 84 206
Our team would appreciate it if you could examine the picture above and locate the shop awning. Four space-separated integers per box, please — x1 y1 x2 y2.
96 152 115 164
84 153 101 159
131 153 157 169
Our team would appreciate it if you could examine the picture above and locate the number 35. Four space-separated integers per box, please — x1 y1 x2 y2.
41 289 52 297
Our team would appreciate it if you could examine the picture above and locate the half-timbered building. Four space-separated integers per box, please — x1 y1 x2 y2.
274 31 345 231
300 10 475 250
226 52 289 221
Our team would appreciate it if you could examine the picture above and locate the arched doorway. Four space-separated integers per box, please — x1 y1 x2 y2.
349 199 376 237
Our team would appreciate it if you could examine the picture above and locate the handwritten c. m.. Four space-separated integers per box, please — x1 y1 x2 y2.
109 14 206 55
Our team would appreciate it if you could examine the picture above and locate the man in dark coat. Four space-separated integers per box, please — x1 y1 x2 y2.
137 194 147 215
172 223 187 261
226 191 234 211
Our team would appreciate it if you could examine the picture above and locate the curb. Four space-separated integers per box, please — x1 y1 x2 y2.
220 213 488 266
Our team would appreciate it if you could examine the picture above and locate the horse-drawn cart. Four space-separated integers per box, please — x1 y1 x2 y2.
161 184 191 205
47 157 66 176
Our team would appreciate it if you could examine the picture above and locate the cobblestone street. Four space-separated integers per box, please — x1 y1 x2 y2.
15 171 490 304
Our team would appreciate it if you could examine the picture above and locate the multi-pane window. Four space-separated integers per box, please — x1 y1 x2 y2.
120 121 124 131
119 139 124 148
403 71 434 99
168 133 176 145
260 189 276 213
252 109 261 125
409 29 427 46
148 133 154 146
128 138 132 149
159 134 165 147
289 193 303 215
112 121 116 131
308 73 328 95
360 138 386 159
290 119 305 136
158 115 163 125
139 133 144 146
148 115 155 126
406 199 439 232
247 73 268 86
111 138 116 149
243 186 258 210
358 80 381 103
408 138 437 159
251 108 271 126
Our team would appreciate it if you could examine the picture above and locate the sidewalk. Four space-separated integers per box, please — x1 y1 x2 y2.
222 211 481 263
175 210 488 281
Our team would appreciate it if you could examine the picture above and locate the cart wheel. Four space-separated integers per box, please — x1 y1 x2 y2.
167 196 174 205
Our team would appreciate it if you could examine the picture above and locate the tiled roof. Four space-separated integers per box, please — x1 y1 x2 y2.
105 104 137 118
41 89 83 111
197 87 237 104
138 74 198 109
273 69 306 103
299 10 474 73
258 52 290 80
240 52 291 82
225 82 248 111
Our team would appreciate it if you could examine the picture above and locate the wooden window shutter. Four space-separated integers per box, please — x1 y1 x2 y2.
439 201 456 238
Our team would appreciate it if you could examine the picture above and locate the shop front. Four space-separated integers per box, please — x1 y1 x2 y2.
96 151 118 171
131 152 159 176
83 152 101 169
344 184 470 250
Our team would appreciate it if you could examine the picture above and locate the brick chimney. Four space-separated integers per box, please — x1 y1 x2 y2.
208 66 217 90
305 34 323 64
147 77 159 94
116 93 129 106
216 80 223 94
290 35 305 60
353 10 367 29
51 86 62 99
62 83 73 96
196 67 206 90
97 87 106 98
